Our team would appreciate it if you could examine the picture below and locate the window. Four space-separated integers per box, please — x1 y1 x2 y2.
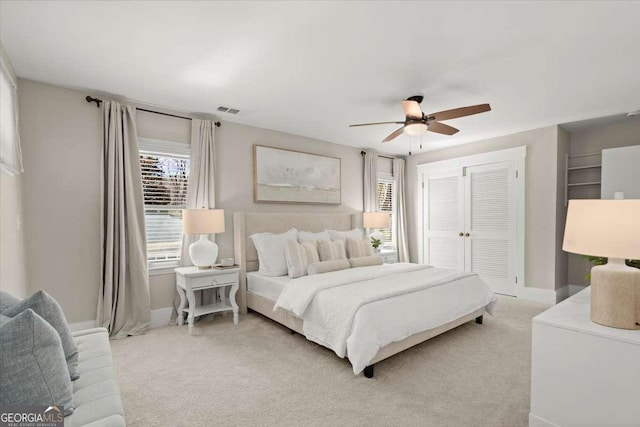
139 138 190 269
0 57 23 175
376 173 394 248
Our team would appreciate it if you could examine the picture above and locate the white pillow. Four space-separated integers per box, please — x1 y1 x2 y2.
297 230 331 243
327 228 364 241
250 228 298 277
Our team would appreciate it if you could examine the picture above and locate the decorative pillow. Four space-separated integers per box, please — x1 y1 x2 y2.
0 290 20 312
346 237 374 258
317 239 347 262
3 290 79 380
348 255 383 268
284 240 320 278
307 259 351 275
250 228 298 277
0 310 74 416
297 230 331 243
327 228 364 242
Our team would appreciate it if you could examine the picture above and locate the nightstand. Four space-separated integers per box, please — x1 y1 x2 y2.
175 266 239 334
377 250 398 264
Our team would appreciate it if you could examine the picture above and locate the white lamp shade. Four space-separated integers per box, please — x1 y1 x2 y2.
563 200 640 259
363 211 390 229
404 122 427 136
183 209 225 235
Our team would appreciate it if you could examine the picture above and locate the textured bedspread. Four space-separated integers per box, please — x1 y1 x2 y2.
275 263 496 374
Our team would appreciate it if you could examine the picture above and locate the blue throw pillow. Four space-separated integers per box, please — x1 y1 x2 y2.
3 290 79 380
0 310 74 416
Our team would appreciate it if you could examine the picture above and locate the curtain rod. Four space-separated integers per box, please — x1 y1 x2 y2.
360 150 395 160
85 96 221 127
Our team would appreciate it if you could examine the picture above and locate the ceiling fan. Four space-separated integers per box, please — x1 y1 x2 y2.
349 96 491 143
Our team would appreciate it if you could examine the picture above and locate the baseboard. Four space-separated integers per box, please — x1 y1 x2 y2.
517 286 557 305
529 413 559 427
70 307 174 332
150 307 174 328
554 284 588 303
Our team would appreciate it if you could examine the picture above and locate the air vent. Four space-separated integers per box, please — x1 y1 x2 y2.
217 106 240 114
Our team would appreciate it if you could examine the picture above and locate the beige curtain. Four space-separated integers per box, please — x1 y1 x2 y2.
179 119 217 264
363 152 378 212
172 119 217 324
97 101 150 338
393 158 410 262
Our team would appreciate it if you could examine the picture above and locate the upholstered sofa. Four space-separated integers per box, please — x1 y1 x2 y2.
0 290 125 426
66 327 125 427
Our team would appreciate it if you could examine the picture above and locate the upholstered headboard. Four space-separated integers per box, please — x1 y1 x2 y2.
233 212 360 313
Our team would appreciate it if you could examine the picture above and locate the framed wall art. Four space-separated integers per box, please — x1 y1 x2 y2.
253 145 341 204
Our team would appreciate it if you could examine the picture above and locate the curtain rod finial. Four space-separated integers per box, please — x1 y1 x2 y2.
86 96 102 107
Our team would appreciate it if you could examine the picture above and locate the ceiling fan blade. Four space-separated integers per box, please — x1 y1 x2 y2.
382 127 405 143
349 121 404 127
427 122 459 135
427 104 491 122
402 100 423 119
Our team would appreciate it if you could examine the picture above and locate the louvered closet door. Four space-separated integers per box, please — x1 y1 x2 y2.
464 161 516 295
422 169 465 270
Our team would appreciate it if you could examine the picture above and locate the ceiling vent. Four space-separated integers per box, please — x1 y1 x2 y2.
217 106 240 114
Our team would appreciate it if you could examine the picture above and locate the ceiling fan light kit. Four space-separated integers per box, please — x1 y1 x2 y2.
349 95 491 144
404 122 427 136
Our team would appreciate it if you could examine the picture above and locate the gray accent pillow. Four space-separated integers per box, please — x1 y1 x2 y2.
3 290 79 380
307 259 351 275
0 291 20 312
348 255 384 268
0 310 74 416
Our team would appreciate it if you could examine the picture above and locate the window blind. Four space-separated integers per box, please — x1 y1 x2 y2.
140 151 190 264
0 59 23 175
376 177 394 246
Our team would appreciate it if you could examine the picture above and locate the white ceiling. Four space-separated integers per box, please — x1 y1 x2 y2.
1 1 639 155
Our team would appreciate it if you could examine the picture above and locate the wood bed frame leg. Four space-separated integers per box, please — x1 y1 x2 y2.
475 315 483 325
289 328 296 335
364 365 374 378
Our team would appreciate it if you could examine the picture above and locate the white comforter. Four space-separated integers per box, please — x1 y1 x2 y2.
274 263 496 374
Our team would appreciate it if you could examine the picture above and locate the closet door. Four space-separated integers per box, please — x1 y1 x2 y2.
422 169 465 270
464 161 516 295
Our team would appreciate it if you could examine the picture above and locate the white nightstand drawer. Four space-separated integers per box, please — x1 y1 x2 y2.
190 272 237 289
378 252 398 264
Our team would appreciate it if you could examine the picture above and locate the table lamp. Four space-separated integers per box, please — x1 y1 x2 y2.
562 200 640 329
182 208 225 269
363 212 390 250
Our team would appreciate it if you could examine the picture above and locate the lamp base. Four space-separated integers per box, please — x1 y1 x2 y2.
590 258 640 330
189 235 219 269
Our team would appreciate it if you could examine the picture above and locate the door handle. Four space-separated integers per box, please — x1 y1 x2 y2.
464 233 470 237
458 232 464 237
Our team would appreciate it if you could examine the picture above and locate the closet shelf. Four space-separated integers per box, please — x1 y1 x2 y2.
567 182 601 187
567 165 601 171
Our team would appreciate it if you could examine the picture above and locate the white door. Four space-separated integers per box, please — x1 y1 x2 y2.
422 169 465 270
464 161 517 295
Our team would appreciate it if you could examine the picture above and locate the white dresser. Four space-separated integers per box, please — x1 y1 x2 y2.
530 287 640 427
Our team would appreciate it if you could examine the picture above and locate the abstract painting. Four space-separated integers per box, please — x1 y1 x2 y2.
253 145 341 204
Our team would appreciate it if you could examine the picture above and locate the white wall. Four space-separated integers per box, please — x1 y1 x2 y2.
0 42 28 298
17 79 363 321
406 126 566 292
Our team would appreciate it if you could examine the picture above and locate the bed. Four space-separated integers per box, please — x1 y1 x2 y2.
234 212 496 378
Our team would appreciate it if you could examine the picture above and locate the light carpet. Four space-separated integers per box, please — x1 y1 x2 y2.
110 296 550 427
